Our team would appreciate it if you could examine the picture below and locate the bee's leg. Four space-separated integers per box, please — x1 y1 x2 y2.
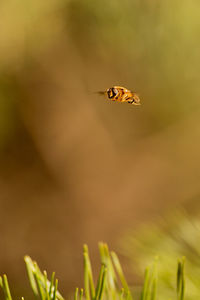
126 97 140 105
123 95 131 103
126 97 134 104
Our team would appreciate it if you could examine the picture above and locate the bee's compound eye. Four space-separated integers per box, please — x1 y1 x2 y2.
107 88 113 99
112 88 118 97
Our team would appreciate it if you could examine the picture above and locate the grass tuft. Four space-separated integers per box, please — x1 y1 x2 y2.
0 243 187 300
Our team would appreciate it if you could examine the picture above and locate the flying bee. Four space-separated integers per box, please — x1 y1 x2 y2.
97 86 141 105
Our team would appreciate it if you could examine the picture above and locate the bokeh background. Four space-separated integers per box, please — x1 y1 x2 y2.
1 0 200 298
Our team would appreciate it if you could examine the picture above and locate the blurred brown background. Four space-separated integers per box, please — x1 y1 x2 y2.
1 0 200 298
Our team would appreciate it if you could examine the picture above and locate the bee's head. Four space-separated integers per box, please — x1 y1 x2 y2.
107 87 118 99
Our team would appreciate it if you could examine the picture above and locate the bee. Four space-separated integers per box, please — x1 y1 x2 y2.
97 86 141 105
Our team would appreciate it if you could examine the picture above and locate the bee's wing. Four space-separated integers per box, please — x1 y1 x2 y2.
129 91 140 98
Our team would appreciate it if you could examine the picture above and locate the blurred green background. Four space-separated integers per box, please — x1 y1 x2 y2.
1 0 200 298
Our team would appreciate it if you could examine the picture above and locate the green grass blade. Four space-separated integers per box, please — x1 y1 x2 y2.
49 272 55 299
120 288 124 300
95 264 104 299
151 277 157 300
140 267 150 300
44 271 50 300
1 275 13 300
126 290 132 300
34 271 46 300
176 258 185 300
25 256 64 300
98 267 107 300
177 260 181 297
83 245 95 300
80 288 83 300
99 242 117 298
101 244 117 284
150 275 157 300
53 279 58 300
0 276 3 288
111 251 130 293
74 287 79 300
84 251 90 300
24 256 38 296
3 275 13 300
150 260 157 300
181 258 185 300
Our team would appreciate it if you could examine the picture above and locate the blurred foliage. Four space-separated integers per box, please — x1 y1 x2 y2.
66 0 200 128
0 0 200 147
122 211 200 300
0 75 17 149
1 0 200 298
1 0 200 136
